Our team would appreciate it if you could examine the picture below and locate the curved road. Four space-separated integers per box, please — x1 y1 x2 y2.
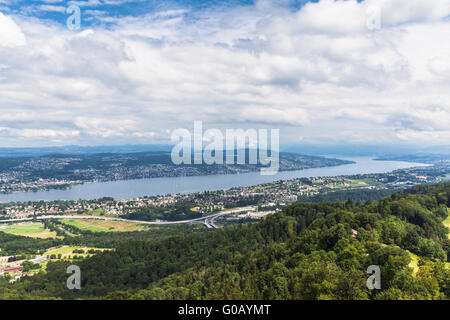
0 206 256 229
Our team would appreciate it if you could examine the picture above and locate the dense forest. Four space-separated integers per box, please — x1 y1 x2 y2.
122 202 203 221
1 182 449 300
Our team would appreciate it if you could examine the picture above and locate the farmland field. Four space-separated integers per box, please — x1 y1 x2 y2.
0 222 58 239
60 219 151 232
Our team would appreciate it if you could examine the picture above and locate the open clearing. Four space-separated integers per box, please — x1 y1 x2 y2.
60 218 151 232
407 251 420 275
0 222 58 239
45 245 112 258
26 246 113 274
444 210 450 239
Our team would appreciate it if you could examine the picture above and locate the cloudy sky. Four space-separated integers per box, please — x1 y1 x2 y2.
0 0 449 147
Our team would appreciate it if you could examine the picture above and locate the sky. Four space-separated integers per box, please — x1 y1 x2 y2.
0 0 449 148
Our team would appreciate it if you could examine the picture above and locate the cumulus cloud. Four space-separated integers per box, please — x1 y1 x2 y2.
0 0 449 147
379 0 450 25
0 12 26 47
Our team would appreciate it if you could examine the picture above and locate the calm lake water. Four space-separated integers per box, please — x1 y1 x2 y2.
0 158 429 202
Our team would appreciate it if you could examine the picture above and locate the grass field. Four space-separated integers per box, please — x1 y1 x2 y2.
346 179 369 187
407 251 420 275
68 208 118 218
44 245 111 258
25 245 113 275
85 208 107 215
324 178 380 191
0 222 58 239
60 219 151 232
444 210 450 239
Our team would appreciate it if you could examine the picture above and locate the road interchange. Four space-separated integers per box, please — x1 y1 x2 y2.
0 206 256 229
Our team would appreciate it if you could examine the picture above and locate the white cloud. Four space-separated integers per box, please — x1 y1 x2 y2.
36 5 66 13
379 0 450 25
0 12 26 47
240 106 310 126
0 127 80 138
0 0 450 147
67 0 102 7
396 129 450 142
18 129 80 138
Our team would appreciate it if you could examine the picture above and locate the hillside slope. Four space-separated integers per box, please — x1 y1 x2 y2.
3 183 450 300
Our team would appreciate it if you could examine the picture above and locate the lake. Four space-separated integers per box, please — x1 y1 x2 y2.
0 157 429 202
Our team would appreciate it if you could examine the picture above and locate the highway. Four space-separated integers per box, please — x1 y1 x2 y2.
202 206 255 228
0 206 256 229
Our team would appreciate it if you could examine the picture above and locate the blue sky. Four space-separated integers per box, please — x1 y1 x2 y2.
0 0 450 147
1 0 316 27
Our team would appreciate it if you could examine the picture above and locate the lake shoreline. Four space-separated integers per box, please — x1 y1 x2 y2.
0 158 429 203
0 160 355 195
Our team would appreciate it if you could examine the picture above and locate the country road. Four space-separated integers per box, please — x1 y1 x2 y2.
0 206 256 229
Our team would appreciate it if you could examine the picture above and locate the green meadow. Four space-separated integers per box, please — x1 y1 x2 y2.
0 222 57 239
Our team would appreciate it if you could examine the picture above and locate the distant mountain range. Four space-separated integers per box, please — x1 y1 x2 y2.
0 145 173 157
375 154 450 164
1 143 449 158
281 144 450 157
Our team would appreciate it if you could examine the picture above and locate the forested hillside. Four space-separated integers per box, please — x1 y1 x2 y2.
2 183 450 300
